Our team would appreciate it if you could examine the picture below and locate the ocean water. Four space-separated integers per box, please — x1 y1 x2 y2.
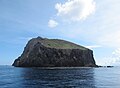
0 66 120 88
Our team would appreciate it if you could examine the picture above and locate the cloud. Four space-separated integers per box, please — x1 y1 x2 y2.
48 19 58 28
96 57 119 66
113 49 120 56
112 48 120 65
55 0 96 21
85 45 102 49
97 30 120 48
96 48 120 66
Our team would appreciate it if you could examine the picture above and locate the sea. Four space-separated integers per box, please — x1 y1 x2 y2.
0 66 120 88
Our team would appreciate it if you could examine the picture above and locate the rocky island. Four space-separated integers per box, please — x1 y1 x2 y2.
12 37 97 67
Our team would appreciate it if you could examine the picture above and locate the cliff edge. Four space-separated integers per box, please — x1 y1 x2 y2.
12 37 97 67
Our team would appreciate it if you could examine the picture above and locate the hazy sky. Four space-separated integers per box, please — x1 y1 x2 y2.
0 0 120 65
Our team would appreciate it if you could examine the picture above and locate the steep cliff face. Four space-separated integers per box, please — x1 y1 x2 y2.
12 37 97 67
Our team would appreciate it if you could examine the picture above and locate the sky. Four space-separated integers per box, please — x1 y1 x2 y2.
0 0 120 66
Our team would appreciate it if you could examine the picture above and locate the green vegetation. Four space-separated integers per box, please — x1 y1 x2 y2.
39 38 88 50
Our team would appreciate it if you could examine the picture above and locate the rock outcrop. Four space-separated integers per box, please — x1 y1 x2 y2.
12 37 97 67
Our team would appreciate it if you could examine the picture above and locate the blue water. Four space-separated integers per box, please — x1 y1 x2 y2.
0 66 120 88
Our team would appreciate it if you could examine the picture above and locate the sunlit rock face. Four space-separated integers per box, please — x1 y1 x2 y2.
12 37 97 67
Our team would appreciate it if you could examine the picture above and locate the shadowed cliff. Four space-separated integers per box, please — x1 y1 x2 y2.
12 37 97 67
